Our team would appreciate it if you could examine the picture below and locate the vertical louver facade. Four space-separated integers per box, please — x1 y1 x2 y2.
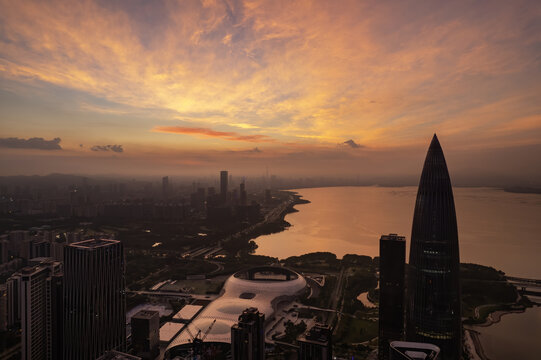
406 135 461 360
63 239 126 359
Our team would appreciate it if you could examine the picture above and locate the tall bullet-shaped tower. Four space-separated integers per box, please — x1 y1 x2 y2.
406 134 461 360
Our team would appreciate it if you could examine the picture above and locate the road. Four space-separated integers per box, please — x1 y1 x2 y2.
126 290 218 301
327 267 346 326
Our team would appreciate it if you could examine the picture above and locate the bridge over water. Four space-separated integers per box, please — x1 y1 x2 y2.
506 276 541 296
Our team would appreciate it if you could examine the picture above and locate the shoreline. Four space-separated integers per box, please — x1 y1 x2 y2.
465 302 540 360
242 191 311 247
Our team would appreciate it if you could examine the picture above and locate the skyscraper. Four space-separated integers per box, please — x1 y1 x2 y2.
297 323 333 360
162 176 169 199
6 272 22 327
240 182 247 206
19 260 63 360
0 284 7 332
131 310 160 360
220 170 228 203
231 307 265 360
406 134 461 360
63 239 126 360
379 234 406 360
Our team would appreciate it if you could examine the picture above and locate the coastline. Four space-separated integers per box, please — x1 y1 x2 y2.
244 191 310 244
465 300 540 360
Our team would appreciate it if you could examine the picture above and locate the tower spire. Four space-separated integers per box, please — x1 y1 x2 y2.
406 135 461 360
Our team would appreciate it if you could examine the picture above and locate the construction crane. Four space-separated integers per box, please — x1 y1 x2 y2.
184 319 217 360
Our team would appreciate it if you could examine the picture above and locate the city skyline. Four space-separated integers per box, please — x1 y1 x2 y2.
1 0 540 181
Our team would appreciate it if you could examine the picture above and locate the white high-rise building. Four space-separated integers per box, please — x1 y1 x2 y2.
20 260 63 360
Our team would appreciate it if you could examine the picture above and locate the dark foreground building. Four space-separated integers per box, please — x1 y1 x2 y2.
379 234 406 360
131 310 160 360
406 134 461 360
231 307 265 360
297 323 332 360
63 239 126 360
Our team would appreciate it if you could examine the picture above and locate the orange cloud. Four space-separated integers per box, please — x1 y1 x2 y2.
152 126 276 143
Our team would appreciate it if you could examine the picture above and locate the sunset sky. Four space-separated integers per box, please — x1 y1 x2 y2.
1 0 540 181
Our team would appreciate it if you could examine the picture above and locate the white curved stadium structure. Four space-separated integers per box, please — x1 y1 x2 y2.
165 266 307 356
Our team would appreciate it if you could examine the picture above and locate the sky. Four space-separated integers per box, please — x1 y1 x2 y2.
0 0 540 183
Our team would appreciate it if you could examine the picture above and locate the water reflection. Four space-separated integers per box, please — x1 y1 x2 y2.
474 305 541 360
255 187 541 278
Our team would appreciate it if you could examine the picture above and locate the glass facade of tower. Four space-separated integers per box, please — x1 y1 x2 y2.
406 135 461 360
63 239 126 360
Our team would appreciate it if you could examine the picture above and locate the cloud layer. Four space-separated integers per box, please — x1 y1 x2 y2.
0 137 62 150
90 144 124 153
153 126 275 143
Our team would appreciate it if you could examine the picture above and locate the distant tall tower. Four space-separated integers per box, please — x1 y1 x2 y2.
406 134 461 360
379 234 406 360
220 171 228 203
19 260 63 360
297 323 333 360
63 239 126 360
231 307 265 360
240 182 247 206
162 176 169 199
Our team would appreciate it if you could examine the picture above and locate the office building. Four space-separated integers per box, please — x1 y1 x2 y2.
389 341 440 360
379 234 406 360
162 176 169 199
231 307 265 360
0 284 7 331
406 134 461 360
220 171 228 203
131 310 160 360
0 238 8 264
240 183 247 206
19 260 63 360
6 272 21 327
64 239 126 360
297 323 332 360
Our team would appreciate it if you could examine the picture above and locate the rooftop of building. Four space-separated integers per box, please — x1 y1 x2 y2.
381 233 405 241
160 322 185 343
166 266 306 351
132 310 160 320
172 304 204 322
69 238 120 249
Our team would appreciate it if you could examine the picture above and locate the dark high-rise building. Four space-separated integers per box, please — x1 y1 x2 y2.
379 234 406 360
64 239 126 360
231 307 265 360
162 176 169 199
131 310 160 360
6 272 22 327
240 182 247 206
0 284 7 332
406 134 461 360
220 170 228 203
297 323 332 360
